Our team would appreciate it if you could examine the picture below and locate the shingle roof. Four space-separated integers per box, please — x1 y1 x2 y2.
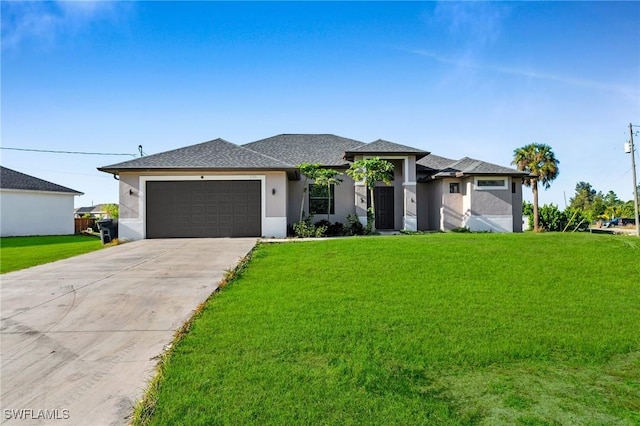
417 155 527 179
345 139 429 160
243 134 365 167
99 138 295 172
0 166 82 194
451 157 526 175
75 204 108 215
416 154 457 171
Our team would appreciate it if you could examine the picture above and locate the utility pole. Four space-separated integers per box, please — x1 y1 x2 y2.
628 123 639 237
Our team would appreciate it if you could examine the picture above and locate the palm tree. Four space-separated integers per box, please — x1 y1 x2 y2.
512 143 560 232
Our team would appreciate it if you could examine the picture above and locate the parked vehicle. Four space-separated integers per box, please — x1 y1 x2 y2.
619 217 636 226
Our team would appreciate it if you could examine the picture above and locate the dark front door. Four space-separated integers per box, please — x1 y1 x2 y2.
146 180 261 238
374 186 394 229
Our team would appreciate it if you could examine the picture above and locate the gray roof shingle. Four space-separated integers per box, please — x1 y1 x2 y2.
243 134 365 167
0 166 82 194
345 139 429 160
99 138 295 172
417 155 527 179
416 154 457 171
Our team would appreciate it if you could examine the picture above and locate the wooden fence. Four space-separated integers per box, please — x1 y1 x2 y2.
75 218 97 234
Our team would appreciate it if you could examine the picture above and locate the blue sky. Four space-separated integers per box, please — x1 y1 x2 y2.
2 1 639 208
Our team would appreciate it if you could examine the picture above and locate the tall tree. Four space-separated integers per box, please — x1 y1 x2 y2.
346 157 394 232
569 181 596 210
513 143 560 232
313 168 343 222
603 190 620 207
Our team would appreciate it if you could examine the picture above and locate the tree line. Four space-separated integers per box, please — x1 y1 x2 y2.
513 142 637 232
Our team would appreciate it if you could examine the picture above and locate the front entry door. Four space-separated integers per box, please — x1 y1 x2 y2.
374 187 394 229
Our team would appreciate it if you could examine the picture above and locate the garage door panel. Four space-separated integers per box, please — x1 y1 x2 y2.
146 180 261 238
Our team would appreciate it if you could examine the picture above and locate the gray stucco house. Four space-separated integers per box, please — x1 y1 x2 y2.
99 134 527 240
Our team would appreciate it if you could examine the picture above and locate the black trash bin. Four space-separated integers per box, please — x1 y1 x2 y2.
97 219 118 244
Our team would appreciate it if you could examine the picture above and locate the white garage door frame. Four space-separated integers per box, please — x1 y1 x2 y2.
120 174 268 240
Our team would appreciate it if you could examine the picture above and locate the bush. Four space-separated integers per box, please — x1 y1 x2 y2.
539 204 566 232
314 220 345 237
345 214 365 236
293 217 328 238
451 227 471 233
293 219 317 238
314 225 327 238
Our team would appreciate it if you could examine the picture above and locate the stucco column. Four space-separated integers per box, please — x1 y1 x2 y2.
354 182 368 226
403 184 417 231
403 157 418 231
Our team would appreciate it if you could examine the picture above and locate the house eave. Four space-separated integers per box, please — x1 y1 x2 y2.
343 151 429 162
0 188 84 196
98 166 300 181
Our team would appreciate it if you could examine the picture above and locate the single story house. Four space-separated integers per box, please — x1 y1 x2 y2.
74 204 109 218
0 166 83 237
98 134 528 240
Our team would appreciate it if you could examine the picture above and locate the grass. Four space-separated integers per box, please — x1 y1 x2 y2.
0 234 103 274
135 233 640 425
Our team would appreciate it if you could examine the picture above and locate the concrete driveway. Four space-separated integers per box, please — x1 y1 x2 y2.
1 238 256 425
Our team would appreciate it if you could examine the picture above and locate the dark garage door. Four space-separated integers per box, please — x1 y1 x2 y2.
146 180 261 238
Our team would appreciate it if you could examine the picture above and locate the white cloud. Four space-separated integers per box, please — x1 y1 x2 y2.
430 1 511 47
1 1 128 50
408 49 638 100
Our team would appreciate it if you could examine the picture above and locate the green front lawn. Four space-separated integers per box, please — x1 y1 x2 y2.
138 233 640 425
0 235 103 274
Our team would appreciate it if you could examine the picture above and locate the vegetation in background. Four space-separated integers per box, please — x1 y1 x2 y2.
135 234 639 426
569 181 637 222
513 143 560 232
104 203 119 219
523 182 638 231
346 157 394 232
1 235 103 274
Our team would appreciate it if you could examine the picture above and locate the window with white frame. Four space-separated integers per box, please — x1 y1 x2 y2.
474 177 508 190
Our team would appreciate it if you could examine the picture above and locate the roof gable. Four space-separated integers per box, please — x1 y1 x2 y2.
243 134 365 167
0 166 82 194
99 138 295 172
417 154 527 179
344 139 429 161
416 154 456 171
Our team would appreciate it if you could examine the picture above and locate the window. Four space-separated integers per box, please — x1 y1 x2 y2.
474 177 508 190
309 184 335 215
512 182 516 194
449 182 460 193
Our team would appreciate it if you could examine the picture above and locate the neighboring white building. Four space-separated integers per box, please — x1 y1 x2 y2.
0 166 83 237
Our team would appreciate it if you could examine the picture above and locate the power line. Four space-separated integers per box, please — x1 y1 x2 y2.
0 147 137 157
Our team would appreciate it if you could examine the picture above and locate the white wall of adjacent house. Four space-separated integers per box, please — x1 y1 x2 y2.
0 190 76 237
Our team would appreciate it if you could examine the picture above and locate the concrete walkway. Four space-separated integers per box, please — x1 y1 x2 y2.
1 238 256 425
